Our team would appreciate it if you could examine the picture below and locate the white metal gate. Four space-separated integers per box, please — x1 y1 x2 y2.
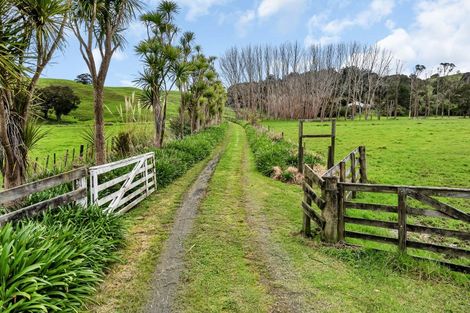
89 152 156 214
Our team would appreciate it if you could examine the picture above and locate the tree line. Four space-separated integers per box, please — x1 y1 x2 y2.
220 42 470 120
0 0 225 189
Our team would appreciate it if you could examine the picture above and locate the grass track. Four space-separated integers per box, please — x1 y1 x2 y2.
175 122 469 312
175 123 272 312
85 135 227 313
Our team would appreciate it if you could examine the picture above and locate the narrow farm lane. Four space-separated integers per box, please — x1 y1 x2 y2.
173 123 316 312
144 153 222 313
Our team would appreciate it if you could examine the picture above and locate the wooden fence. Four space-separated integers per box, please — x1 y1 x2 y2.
0 168 87 226
28 143 114 177
302 147 470 272
0 152 157 226
89 152 156 214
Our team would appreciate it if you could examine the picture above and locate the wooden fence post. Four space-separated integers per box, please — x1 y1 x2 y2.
298 120 304 173
302 167 312 237
64 149 69 168
398 188 407 252
322 176 339 243
338 161 346 241
74 171 88 208
350 152 357 198
327 146 334 169
359 146 367 183
33 157 39 173
330 119 336 167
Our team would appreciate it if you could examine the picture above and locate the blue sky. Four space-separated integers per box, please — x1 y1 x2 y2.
42 0 470 86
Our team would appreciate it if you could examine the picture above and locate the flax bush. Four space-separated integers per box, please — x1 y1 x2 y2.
0 205 124 312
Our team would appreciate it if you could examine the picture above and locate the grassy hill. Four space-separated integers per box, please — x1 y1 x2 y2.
26 78 180 172
38 78 180 122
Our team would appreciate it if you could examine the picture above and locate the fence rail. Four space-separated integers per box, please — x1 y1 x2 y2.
301 146 470 273
0 168 87 226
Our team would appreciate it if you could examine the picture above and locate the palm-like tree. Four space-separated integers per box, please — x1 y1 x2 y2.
70 0 142 164
0 0 69 188
135 0 180 147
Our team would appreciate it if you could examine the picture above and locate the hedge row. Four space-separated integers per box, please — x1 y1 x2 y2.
245 124 321 177
151 123 227 188
0 205 124 312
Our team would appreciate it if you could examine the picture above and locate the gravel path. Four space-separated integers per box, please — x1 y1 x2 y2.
144 154 221 313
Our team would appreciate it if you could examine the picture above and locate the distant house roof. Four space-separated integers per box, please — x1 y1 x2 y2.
347 101 373 108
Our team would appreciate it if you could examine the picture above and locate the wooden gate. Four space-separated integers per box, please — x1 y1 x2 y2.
301 145 470 272
89 152 156 214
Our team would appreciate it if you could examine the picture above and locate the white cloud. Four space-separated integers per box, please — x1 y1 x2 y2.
385 19 395 30
322 0 395 35
175 0 227 21
257 0 307 18
113 50 127 61
234 0 308 37
92 48 102 67
377 0 470 72
377 28 415 60
305 0 395 46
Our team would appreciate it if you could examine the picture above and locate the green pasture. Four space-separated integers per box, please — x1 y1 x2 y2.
262 118 470 188
263 118 470 264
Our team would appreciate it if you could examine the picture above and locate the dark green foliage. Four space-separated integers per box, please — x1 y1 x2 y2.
112 132 132 158
154 149 190 188
151 124 227 188
36 86 80 121
451 83 470 117
74 73 92 85
245 125 321 176
169 116 191 138
0 205 124 312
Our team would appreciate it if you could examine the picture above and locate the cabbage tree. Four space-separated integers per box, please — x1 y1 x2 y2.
0 0 69 188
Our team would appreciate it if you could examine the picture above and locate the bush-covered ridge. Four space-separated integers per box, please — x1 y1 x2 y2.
0 205 124 312
152 123 228 189
244 123 321 180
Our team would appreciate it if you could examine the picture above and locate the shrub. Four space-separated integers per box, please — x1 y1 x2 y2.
112 131 133 158
245 124 321 178
0 205 124 312
151 123 227 189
